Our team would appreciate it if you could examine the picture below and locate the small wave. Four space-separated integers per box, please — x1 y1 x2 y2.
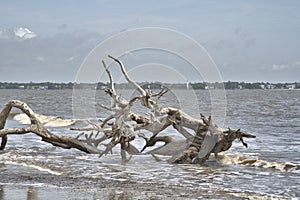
13 113 76 127
8 112 19 119
2 160 63 175
218 154 300 171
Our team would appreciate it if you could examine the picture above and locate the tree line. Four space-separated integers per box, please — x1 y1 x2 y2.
0 81 299 90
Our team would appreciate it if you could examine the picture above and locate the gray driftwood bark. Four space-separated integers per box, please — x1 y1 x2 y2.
0 100 99 153
0 55 255 164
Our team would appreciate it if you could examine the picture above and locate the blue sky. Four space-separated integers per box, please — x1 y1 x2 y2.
0 0 299 82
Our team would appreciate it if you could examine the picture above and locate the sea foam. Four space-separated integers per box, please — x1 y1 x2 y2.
13 113 76 127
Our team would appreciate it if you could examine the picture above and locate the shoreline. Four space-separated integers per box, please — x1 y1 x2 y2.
0 171 290 200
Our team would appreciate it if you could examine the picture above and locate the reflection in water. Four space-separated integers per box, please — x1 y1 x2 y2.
0 185 3 200
107 190 133 200
27 186 38 200
0 185 38 200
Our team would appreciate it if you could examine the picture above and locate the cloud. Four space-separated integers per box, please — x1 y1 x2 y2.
294 61 300 66
271 60 300 71
35 56 46 61
66 56 75 62
272 64 289 71
0 29 104 82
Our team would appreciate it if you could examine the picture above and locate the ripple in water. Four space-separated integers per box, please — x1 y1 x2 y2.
0 89 299 199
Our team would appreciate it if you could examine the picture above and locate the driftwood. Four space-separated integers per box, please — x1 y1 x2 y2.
0 100 99 153
0 55 255 164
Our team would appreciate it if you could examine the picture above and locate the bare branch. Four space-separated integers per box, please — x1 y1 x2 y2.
102 60 115 93
108 55 146 96
70 127 103 132
100 115 114 128
151 87 169 99
0 125 37 136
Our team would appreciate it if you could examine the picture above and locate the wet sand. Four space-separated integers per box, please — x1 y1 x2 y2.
0 174 232 199
0 172 286 200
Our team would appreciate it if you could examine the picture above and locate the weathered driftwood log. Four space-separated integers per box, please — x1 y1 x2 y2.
0 100 99 153
169 115 256 164
0 55 255 165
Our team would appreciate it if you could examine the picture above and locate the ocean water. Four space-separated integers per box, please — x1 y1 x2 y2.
0 89 299 199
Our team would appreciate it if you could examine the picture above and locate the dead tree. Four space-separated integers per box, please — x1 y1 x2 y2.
0 55 255 164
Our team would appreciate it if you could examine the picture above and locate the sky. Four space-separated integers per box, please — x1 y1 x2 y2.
0 0 299 83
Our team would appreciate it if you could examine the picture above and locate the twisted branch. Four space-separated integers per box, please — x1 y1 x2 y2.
0 100 100 153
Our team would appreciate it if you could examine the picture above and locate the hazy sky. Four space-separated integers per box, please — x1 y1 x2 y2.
0 0 299 82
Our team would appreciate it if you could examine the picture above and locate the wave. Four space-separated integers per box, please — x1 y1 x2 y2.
1 160 63 176
13 113 76 127
8 112 19 119
218 153 300 171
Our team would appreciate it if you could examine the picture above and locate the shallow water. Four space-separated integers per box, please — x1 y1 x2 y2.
0 89 299 199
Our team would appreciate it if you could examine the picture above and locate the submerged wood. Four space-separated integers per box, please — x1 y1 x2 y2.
0 55 255 165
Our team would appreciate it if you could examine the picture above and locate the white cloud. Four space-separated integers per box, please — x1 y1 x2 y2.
14 27 37 39
66 56 75 62
271 60 300 71
36 56 46 61
272 64 290 71
294 61 300 66
0 30 103 82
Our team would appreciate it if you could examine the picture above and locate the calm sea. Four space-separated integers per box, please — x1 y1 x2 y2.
0 89 299 199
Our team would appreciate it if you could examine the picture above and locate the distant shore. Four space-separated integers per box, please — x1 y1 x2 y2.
0 81 299 90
